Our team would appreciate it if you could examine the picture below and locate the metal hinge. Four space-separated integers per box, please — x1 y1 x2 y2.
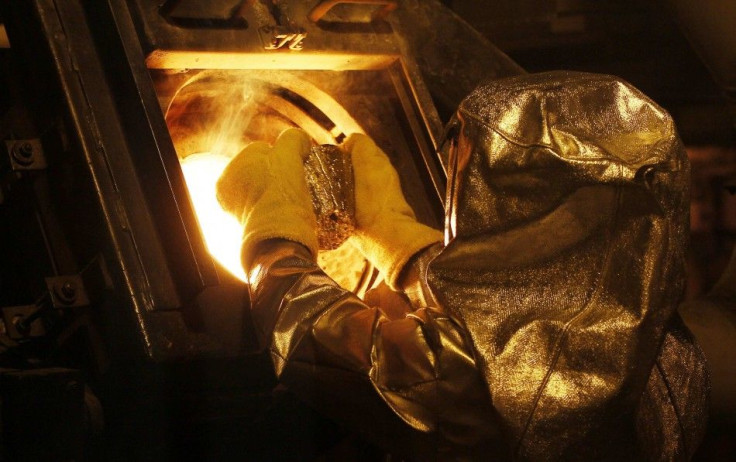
0 275 89 340
0 255 112 339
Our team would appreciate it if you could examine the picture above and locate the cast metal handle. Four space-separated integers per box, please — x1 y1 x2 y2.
159 0 250 29
308 0 398 23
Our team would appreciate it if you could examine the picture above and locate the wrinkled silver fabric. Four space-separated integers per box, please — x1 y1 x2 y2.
246 71 709 460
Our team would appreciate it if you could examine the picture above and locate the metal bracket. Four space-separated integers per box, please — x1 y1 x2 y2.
45 275 90 309
0 275 92 339
0 253 111 339
3 139 47 171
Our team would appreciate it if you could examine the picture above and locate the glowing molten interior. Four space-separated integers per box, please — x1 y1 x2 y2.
180 152 246 282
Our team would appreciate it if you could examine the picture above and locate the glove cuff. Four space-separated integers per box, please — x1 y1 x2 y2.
241 203 319 271
352 216 442 290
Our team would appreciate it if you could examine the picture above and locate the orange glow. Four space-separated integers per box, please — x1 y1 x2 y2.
168 71 372 290
180 152 247 282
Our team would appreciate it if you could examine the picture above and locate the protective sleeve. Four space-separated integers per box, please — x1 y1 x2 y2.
246 240 504 460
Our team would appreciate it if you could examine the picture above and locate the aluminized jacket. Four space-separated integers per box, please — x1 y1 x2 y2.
245 72 709 460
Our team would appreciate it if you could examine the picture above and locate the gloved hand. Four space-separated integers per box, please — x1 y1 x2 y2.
345 134 443 289
216 128 318 270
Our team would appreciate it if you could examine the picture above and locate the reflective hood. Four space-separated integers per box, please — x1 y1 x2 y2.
429 71 699 459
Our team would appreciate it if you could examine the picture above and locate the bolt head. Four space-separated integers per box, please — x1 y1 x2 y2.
61 281 76 298
54 280 78 304
11 142 35 166
19 143 33 157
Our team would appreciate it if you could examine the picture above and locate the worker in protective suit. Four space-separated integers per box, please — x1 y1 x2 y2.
216 71 709 461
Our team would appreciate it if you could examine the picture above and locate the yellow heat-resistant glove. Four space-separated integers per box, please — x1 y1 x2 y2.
216 128 318 270
345 134 443 289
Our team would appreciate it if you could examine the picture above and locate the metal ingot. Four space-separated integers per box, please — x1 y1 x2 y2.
304 144 356 250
